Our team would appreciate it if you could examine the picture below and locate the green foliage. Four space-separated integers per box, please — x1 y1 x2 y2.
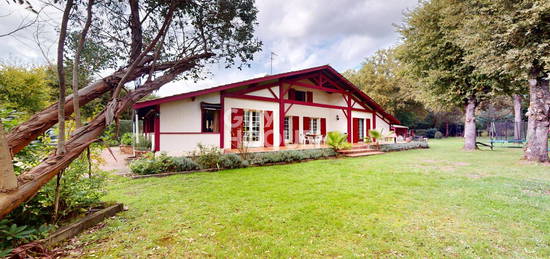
219 153 246 169
458 0 550 79
0 65 55 116
6 149 107 226
120 132 133 146
434 131 444 139
397 0 515 110
0 219 51 256
343 48 428 126
173 156 200 171
134 135 152 151
379 141 429 152
251 149 336 165
191 144 224 169
369 130 382 140
130 153 181 175
326 131 352 150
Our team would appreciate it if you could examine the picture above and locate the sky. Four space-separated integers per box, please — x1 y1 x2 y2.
0 0 419 97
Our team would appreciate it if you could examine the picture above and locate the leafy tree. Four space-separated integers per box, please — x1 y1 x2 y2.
396 0 517 150
344 48 428 127
1 0 262 217
457 0 550 162
0 66 54 115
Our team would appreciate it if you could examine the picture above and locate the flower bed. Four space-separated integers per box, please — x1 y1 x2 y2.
379 141 429 152
129 148 337 176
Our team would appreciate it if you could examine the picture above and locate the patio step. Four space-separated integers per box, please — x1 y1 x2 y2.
342 151 385 157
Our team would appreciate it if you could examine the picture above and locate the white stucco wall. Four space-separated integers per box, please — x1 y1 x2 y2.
223 94 280 148
158 92 221 155
150 80 395 154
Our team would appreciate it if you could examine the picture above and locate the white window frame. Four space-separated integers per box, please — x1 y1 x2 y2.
243 110 262 147
310 118 319 134
284 116 290 141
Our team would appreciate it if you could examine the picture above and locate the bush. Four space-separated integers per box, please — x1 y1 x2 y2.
120 132 133 145
326 131 352 150
173 156 200 171
434 131 444 139
133 135 152 151
191 144 223 169
129 153 180 175
379 141 429 152
219 154 245 169
250 148 336 165
425 128 438 138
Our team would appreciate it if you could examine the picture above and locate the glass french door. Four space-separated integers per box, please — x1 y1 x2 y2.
358 118 365 140
243 110 262 147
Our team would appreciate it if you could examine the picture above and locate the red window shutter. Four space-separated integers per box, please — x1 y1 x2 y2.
352 118 360 143
231 108 244 149
292 116 300 144
321 118 326 136
264 111 274 147
154 115 160 151
303 117 311 131
289 88 295 100
306 91 313 103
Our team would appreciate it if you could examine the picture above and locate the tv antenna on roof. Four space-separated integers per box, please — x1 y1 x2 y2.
270 51 278 74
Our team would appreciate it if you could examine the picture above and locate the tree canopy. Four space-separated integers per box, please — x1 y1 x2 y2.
344 48 427 127
0 66 55 115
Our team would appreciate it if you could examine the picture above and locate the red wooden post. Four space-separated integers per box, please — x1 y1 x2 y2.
346 93 352 142
154 105 160 152
279 82 285 147
219 92 225 148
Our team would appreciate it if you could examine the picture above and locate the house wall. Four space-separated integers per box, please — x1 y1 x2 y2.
158 92 220 155
150 80 395 154
223 92 280 149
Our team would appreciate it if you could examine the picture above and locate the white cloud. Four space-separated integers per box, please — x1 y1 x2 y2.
0 0 419 97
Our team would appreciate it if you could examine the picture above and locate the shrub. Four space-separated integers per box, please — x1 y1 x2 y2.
326 131 352 150
379 141 429 152
120 132 133 145
173 156 200 171
250 148 336 165
434 131 444 139
219 154 245 169
129 152 180 175
425 128 438 138
191 144 223 169
133 135 152 151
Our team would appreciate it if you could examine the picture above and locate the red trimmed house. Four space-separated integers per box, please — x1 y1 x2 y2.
133 65 401 154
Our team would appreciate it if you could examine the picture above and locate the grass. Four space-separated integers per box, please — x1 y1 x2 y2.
68 138 549 258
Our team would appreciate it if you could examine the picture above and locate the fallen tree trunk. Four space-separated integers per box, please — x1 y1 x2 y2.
7 58 176 155
0 53 212 218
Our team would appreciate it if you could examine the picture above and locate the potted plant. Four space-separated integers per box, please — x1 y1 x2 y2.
368 130 382 150
326 131 352 151
119 132 134 154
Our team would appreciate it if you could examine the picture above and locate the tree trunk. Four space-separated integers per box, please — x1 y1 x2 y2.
7 58 171 155
524 70 549 162
52 170 63 223
71 0 94 128
0 53 212 218
0 124 17 192
513 94 522 140
463 96 477 150
56 0 74 155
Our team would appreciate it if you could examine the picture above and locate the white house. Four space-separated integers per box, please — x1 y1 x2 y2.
133 65 401 155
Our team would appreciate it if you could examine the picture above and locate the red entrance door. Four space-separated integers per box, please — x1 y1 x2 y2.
352 118 360 143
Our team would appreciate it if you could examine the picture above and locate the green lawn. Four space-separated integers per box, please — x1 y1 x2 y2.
70 138 549 258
